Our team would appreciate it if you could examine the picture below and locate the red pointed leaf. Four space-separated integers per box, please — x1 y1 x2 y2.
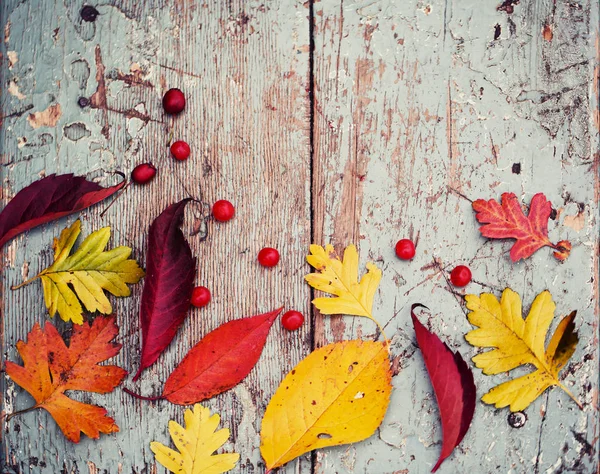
133 199 196 381
411 304 476 473
0 173 125 248
472 192 570 262
162 308 283 404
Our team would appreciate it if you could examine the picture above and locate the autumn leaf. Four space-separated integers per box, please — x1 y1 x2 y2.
472 192 571 262
125 309 282 404
0 173 125 248
151 404 239 474
260 340 392 471
305 244 382 326
465 288 581 411
5 316 127 442
411 305 476 472
134 199 196 381
12 220 145 325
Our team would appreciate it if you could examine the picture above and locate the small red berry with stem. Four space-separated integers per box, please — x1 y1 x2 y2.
258 247 280 267
212 200 235 222
170 140 190 161
450 265 472 287
281 310 304 331
395 239 416 260
191 286 211 308
131 163 157 184
162 88 186 115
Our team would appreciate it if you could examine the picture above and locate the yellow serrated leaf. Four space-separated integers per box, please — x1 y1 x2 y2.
465 288 580 411
13 220 145 324
260 340 392 471
305 244 382 322
151 404 239 474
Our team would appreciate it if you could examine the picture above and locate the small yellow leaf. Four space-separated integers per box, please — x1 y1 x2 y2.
260 340 391 471
151 404 239 474
14 220 145 324
465 288 580 411
305 244 382 321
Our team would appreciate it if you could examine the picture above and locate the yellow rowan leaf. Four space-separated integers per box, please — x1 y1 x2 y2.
305 244 382 321
151 404 239 474
13 220 145 324
260 340 391 471
465 288 580 412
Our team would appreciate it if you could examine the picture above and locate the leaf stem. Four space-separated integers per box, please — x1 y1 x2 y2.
5 405 38 421
122 387 163 402
558 382 584 410
11 273 41 290
371 317 388 343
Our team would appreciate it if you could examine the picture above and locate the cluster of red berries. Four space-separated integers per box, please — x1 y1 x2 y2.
395 239 472 287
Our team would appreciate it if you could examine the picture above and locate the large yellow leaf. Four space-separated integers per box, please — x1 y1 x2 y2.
13 220 144 324
151 404 239 474
305 244 382 321
260 340 391 471
465 288 580 411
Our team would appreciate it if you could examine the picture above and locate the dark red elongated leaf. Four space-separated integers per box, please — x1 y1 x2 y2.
162 308 282 404
0 173 125 248
411 304 476 473
133 199 196 381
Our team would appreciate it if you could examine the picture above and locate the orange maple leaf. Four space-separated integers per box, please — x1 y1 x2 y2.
5 316 127 442
472 192 571 262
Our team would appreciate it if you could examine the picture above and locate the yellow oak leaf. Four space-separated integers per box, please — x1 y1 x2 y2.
151 404 239 474
12 220 144 324
260 340 391 471
465 288 580 412
305 244 382 322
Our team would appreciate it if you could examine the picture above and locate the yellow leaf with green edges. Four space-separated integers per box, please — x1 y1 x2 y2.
13 220 144 324
151 404 239 474
305 244 382 322
260 340 391 471
465 288 580 412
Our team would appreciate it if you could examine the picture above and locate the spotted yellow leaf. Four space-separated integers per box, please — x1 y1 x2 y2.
260 340 391 471
465 288 580 411
151 404 239 474
12 220 144 324
305 244 382 323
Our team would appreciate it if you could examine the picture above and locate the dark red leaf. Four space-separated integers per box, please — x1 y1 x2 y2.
411 304 476 473
133 199 196 381
162 308 283 404
0 173 125 248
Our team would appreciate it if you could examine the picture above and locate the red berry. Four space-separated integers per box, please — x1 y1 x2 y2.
171 140 190 161
212 200 235 222
191 286 211 308
395 239 416 260
281 310 304 331
131 163 157 184
450 265 472 287
162 88 186 115
258 247 279 267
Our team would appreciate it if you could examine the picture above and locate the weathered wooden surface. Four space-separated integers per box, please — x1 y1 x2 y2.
1 0 598 473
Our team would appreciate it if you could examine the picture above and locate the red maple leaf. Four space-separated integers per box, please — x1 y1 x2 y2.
472 192 571 262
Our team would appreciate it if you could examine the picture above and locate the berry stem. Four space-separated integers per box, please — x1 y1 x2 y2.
122 387 164 402
99 181 131 218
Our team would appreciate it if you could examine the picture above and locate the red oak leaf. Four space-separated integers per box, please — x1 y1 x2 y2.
125 308 282 404
0 173 125 248
411 304 476 473
472 192 571 262
133 199 196 381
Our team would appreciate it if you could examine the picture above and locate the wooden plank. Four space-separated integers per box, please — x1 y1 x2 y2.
312 0 599 472
1 1 311 473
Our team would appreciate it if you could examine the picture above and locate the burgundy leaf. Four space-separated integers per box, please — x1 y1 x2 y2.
411 304 476 473
0 173 125 248
133 199 196 381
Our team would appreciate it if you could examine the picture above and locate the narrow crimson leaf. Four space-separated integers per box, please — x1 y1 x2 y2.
472 192 570 262
0 173 125 248
133 199 196 381
162 308 283 404
411 304 476 473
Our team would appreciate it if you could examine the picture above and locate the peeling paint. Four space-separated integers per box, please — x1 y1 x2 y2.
27 104 62 128
7 50 18 69
7 80 25 99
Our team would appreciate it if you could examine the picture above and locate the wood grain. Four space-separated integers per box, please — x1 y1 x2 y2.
1 0 599 473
